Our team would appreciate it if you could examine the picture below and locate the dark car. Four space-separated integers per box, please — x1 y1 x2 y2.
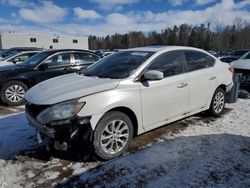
0 49 100 106
0 47 43 60
219 56 238 64
232 49 250 59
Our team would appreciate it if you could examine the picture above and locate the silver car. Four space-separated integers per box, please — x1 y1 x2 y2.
25 46 233 160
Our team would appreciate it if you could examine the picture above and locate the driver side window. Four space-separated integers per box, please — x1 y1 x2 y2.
148 51 185 77
43 53 71 68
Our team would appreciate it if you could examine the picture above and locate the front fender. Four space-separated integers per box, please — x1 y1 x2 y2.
77 85 143 133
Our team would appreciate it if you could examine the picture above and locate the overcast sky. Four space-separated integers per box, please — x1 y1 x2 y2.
0 0 250 36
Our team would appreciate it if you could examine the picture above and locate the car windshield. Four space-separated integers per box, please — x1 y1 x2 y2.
81 51 154 79
240 51 250 59
234 50 249 57
0 50 19 60
1 53 17 61
19 51 52 66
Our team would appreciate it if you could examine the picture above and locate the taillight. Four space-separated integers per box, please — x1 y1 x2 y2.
229 66 234 75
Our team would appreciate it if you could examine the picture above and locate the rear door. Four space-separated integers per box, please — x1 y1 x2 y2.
71 52 100 71
183 50 217 112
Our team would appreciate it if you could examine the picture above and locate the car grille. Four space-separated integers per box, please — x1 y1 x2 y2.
234 68 250 74
25 103 51 118
234 69 250 83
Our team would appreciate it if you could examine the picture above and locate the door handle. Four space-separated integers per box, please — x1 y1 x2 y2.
209 76 216 80
177 83 188 88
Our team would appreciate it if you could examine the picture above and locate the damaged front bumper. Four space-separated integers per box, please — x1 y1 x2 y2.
25 108 93 150
26 111 55 138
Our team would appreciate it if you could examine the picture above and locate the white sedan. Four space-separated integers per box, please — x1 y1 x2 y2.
0 51 40 67
25 46 233 160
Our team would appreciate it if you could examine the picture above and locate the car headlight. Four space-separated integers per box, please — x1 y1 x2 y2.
37 99 86 124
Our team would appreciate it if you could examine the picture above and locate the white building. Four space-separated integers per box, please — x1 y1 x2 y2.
0 32 89 50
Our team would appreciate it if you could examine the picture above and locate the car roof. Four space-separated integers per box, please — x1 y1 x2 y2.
125 45 206 53
7 47 43 50
48 49 93 53
17 50 41 54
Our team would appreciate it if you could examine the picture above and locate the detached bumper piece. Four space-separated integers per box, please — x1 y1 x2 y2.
225 73 241 103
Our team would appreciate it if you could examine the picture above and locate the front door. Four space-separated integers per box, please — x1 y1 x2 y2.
31 52 73 86
139 50 189 130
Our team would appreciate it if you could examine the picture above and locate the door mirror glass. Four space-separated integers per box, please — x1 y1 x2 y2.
38 63 48 71
144 70 164 80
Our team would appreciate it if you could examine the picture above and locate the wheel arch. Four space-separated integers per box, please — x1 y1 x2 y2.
217 84 226 92
107 106 139 137
2 79 30 88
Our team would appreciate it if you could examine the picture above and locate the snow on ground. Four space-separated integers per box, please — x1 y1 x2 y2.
0 99 249 187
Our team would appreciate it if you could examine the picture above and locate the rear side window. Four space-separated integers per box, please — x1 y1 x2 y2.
184 51 215 72
74 53 99 65
148 50 185 77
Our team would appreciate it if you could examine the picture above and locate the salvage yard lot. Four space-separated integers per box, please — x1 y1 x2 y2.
0 99 250 187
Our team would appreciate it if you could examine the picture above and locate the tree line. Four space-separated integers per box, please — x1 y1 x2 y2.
89 18 250 52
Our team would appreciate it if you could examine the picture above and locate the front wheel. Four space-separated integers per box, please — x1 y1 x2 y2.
209 88 225 117
93 111 133 160
0 81 28 106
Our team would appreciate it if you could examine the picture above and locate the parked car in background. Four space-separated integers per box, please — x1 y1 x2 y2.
25 46 233 160
207 50 218 57
0 47 43 60
231 51 250 89
232 49 250 59
94 50 104 58
102 51 114 57
0 51 40 67
219 56 238 64
0 49 100 106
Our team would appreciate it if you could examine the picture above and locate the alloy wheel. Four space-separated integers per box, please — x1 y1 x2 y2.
213 91 225 113
5 84 25 103
100 120 129 155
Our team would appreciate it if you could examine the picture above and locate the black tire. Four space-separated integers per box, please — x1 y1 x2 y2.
208 88 225 117
0 81 28 106
93 111 133 160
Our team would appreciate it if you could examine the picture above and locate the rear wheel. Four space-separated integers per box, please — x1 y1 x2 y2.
0 81 28 106
209 88 225 117
93 111 133 160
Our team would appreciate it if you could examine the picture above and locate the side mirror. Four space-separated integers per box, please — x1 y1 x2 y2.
144 70 164 81
38 63 48 71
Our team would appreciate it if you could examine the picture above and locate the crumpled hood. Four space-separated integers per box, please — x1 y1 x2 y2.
25 73 120 105
231 59 250 70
